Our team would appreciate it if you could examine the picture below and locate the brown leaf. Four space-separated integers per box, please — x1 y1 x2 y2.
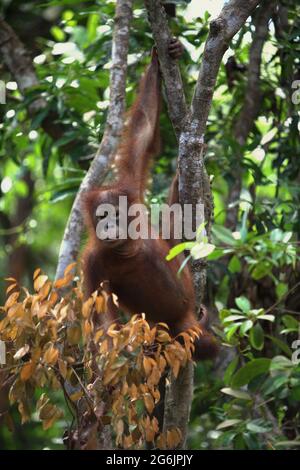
38 281 52 301
34 275 48 292
156 433 166 449
69 390 83 402
33 268 41 280
14 344 30 360
5 292 20 309
144 393 154 414
103 368 119 386
166 428 182 449
156 330 171 343
8 303 24 320
95 295 105 314
82 297 94 318
143 356 153 376
64 262 76 277
58 359 67 379
53 274 73 289
67 325 82 345
43 345 59 365
83 320 92 338
20 361 35 381
6 283 17 294
5 277 17 283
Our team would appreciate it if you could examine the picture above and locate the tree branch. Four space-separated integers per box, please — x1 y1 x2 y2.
0 17 63 139
192 0 261 135
146 0 262 449
0 18 40 97
144 0 189 136
55 0 133 281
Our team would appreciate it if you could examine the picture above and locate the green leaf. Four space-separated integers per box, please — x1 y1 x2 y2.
250 323 264 351
276 441 300 448
282 232 293 243
251 261 271 280
270 356 294 372
224 356 239 386
217 419 242 430
226 323 242 341
240 320 253 336
240 210 249 242
270 228 284 242
86 13 99 44
276 282 288 299
246 421 271 433
282 315 299 331
166 242 195 261
221 387 251 400
228 255 242 274
231 359 271 388
195 222 206 241
265 335 292 357
190 242 215 260
235 296 251 313
290 386 300 401
263 375 288 395
207 248 228 260
212 225 237 246
51 26 66 41
257 314 275 322
177 254 192 276
223 315 246 322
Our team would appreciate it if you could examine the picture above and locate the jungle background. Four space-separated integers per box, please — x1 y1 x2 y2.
0 0 300 450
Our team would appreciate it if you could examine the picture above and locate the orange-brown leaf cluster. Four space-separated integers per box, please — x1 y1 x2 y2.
0 265 198 449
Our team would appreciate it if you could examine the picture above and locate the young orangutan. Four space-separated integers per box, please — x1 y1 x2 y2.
82 40 218 360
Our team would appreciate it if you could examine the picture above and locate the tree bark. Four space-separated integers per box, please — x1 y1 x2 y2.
0 18 66 140
146 0 261 449
144 0 189 137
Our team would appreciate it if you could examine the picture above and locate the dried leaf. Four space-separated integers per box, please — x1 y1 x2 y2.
20 361 35 381
5 292 20 309
64 262 76 277
144 393 154 414
69 390 83 402
34 275 48 292
43 345 59 365
14 344 30 360
58 359 67 379
143 356 153 376
67 325 81 345
166 428 182 449
95 295 105 314
33 268 41 280
53 275 73 289
6 283 17 294
84 320 92 338
82 297 94 318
